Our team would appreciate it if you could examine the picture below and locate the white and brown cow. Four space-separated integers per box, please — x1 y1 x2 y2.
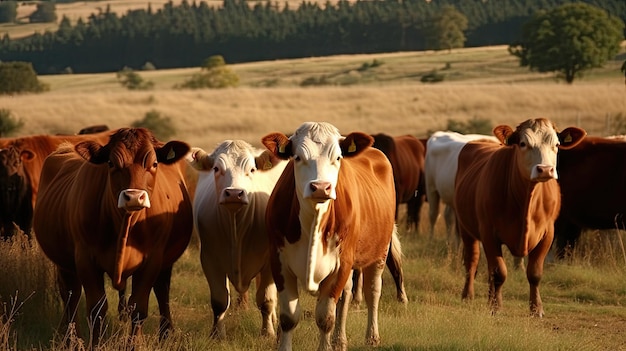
33 128 193 344
424 131 499 244
454 118 585 317
262 122 400 351
186 140 286 339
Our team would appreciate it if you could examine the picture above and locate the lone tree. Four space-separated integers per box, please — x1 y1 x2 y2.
425 5 468 52
509 3 625 84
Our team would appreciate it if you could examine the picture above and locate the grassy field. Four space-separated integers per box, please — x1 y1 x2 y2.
0 44 625 350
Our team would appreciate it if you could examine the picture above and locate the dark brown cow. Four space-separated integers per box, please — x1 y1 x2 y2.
262 122 401 351
33 128 193 344
554 136 626 257
0 146 34 237
0 131 113 238
454 118 585 317
371 133 426 232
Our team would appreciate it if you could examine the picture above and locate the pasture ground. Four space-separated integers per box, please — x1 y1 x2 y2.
2 205 626 350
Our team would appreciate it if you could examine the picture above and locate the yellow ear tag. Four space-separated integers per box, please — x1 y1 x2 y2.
564 133 572 143
263 160 272 170
167 147 176 160
279 144 285 153
348 140 357 153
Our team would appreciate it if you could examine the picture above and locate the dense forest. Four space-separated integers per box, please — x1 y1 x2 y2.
0 0 624 74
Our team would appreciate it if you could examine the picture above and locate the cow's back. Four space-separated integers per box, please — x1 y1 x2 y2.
391 135 425 203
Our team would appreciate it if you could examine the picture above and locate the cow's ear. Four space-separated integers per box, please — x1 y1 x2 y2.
340 132 373 158
255 149 283 171
262 133 292 160
186 147 215 171
75 141 108 164
558 127 586 150
157 141 191 165
20 149 35 163
493 125 517 145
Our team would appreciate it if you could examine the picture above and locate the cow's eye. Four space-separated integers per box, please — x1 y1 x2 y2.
250 168 256 173
107 160 114 168
336 156 342 161
213 166 219 173
294 156 301 162
152 161 158 168
520 142 527 148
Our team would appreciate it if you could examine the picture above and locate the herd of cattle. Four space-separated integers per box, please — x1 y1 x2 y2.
0 118 624 350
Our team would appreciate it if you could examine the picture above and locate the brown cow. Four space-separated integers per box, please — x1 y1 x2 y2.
262 122 401 351
554 136 626 257
0 146 34 237
33 128 193 344
371 133 425 232
0 131 113 238
454 118 585 317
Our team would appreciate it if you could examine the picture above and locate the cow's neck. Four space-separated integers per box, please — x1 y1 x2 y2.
299 199 340 294
504 151 551 256
216 201 257 293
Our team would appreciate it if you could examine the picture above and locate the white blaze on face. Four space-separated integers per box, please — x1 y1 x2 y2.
518 123 560 181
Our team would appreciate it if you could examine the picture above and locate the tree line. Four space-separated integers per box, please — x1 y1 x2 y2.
0 0 623 74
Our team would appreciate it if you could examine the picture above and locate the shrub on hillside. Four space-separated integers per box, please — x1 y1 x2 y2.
0 62 49 94
421 70 445 83
0 109 24 137
132 110 176 140
116 67 154 90
176 55 239 89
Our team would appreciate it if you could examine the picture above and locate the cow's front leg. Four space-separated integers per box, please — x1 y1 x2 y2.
153 266 174 340
200 247 230 339
277 268 300 351
527 232 553 317
76 260 107 346
256 264 277 338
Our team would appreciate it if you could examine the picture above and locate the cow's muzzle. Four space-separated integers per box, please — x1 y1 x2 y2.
219 187 249 212
118 189 151 211
531 165 557 182
308 181 333 200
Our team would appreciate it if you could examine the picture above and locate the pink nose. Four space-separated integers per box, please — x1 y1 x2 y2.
221 187 249 205
309 181 332 199
535 165 555 179
118 189 151 210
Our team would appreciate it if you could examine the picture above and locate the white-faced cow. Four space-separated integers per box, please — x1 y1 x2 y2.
0 146 35 238
454 118 585 317
186 140 287 339
33 128 193 344
262 122 400 351
424 131 499 243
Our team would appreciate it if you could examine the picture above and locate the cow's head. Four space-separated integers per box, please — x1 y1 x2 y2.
262 122 373 202
0 145 34 235
75 128 190 212
187 140 282 212
494 118 585 182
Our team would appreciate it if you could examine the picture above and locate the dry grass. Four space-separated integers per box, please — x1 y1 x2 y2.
0 46 625 151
